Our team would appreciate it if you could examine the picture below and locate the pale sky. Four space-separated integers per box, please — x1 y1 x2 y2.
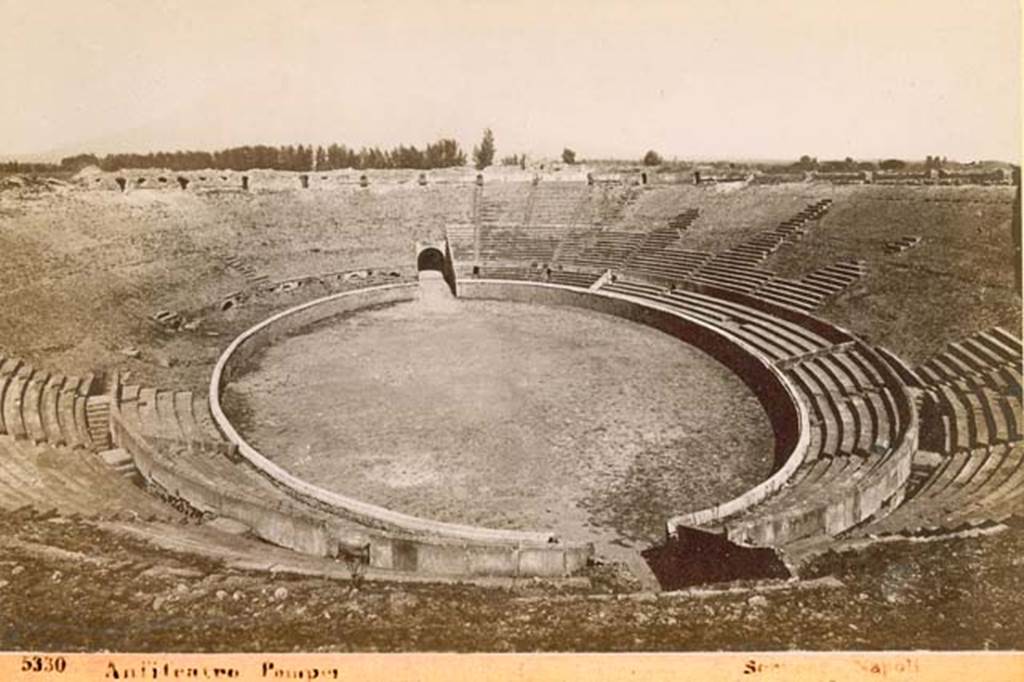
0 0 1019 162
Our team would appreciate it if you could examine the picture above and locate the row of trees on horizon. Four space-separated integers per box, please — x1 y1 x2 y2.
0 126 1001 175
6 129 533 173
50 138 468 174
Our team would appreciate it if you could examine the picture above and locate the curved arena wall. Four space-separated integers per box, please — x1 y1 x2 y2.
208 276 916 572
210 279 811 566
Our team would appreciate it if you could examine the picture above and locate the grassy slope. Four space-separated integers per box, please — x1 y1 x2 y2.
624 184 832 252
0 187 457 387
768 185 1019 363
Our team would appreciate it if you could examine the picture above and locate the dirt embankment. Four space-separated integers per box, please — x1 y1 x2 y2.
1 511 1022 652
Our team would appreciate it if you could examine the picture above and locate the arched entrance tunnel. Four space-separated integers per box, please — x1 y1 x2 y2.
416 247 445 272
415 243 457 299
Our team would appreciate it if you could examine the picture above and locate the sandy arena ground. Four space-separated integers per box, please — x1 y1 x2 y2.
227 298 775 552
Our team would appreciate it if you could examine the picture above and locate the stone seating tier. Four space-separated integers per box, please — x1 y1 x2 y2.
115 384 376 559
856 442 1024 536
0 355 97 449
920 386 1022 453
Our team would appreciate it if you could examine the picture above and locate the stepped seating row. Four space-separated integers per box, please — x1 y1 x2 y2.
753 277 824 312
630 227 685 258
0 433 178 521
527 183 590 226
680 200 834 297
788 358 898 458
884 235 922 253
114 383 374 558
620 246 712 285
477 265 536 282
687 259 775 295
919 384 1022 453
478 233 560 265
546 270 601 288
915 327 1022 392
721 231 789 264
874 346 926 388
666 208 700 231
600 279 833 361
478 205 522 229
913 327 1022 455
444 222 476 260
855 442 1024 536
475 183 640 238
767 198 833 236
723 199 833 265
0 355 101 449
727 455 872 522
753 260 868 312
619 216 713 285
554 230 646 271
475 265 599 289
118 385 225 446
925 366 1024 397
225 254 269 285
852 324 1024 537
477 184 532 227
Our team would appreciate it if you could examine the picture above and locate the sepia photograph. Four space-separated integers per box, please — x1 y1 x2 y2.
0 0 1021 672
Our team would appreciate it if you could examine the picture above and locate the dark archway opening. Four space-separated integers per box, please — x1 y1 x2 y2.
241 175 249 191
642 527 790 590
177 176 189 190
417 247 445 272
299 174 309 189
115 177 127 192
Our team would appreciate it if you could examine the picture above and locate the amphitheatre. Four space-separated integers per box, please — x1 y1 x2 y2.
0 162 1021 650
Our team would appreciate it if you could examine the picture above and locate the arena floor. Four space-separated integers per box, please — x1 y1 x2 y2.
227 298 776 552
